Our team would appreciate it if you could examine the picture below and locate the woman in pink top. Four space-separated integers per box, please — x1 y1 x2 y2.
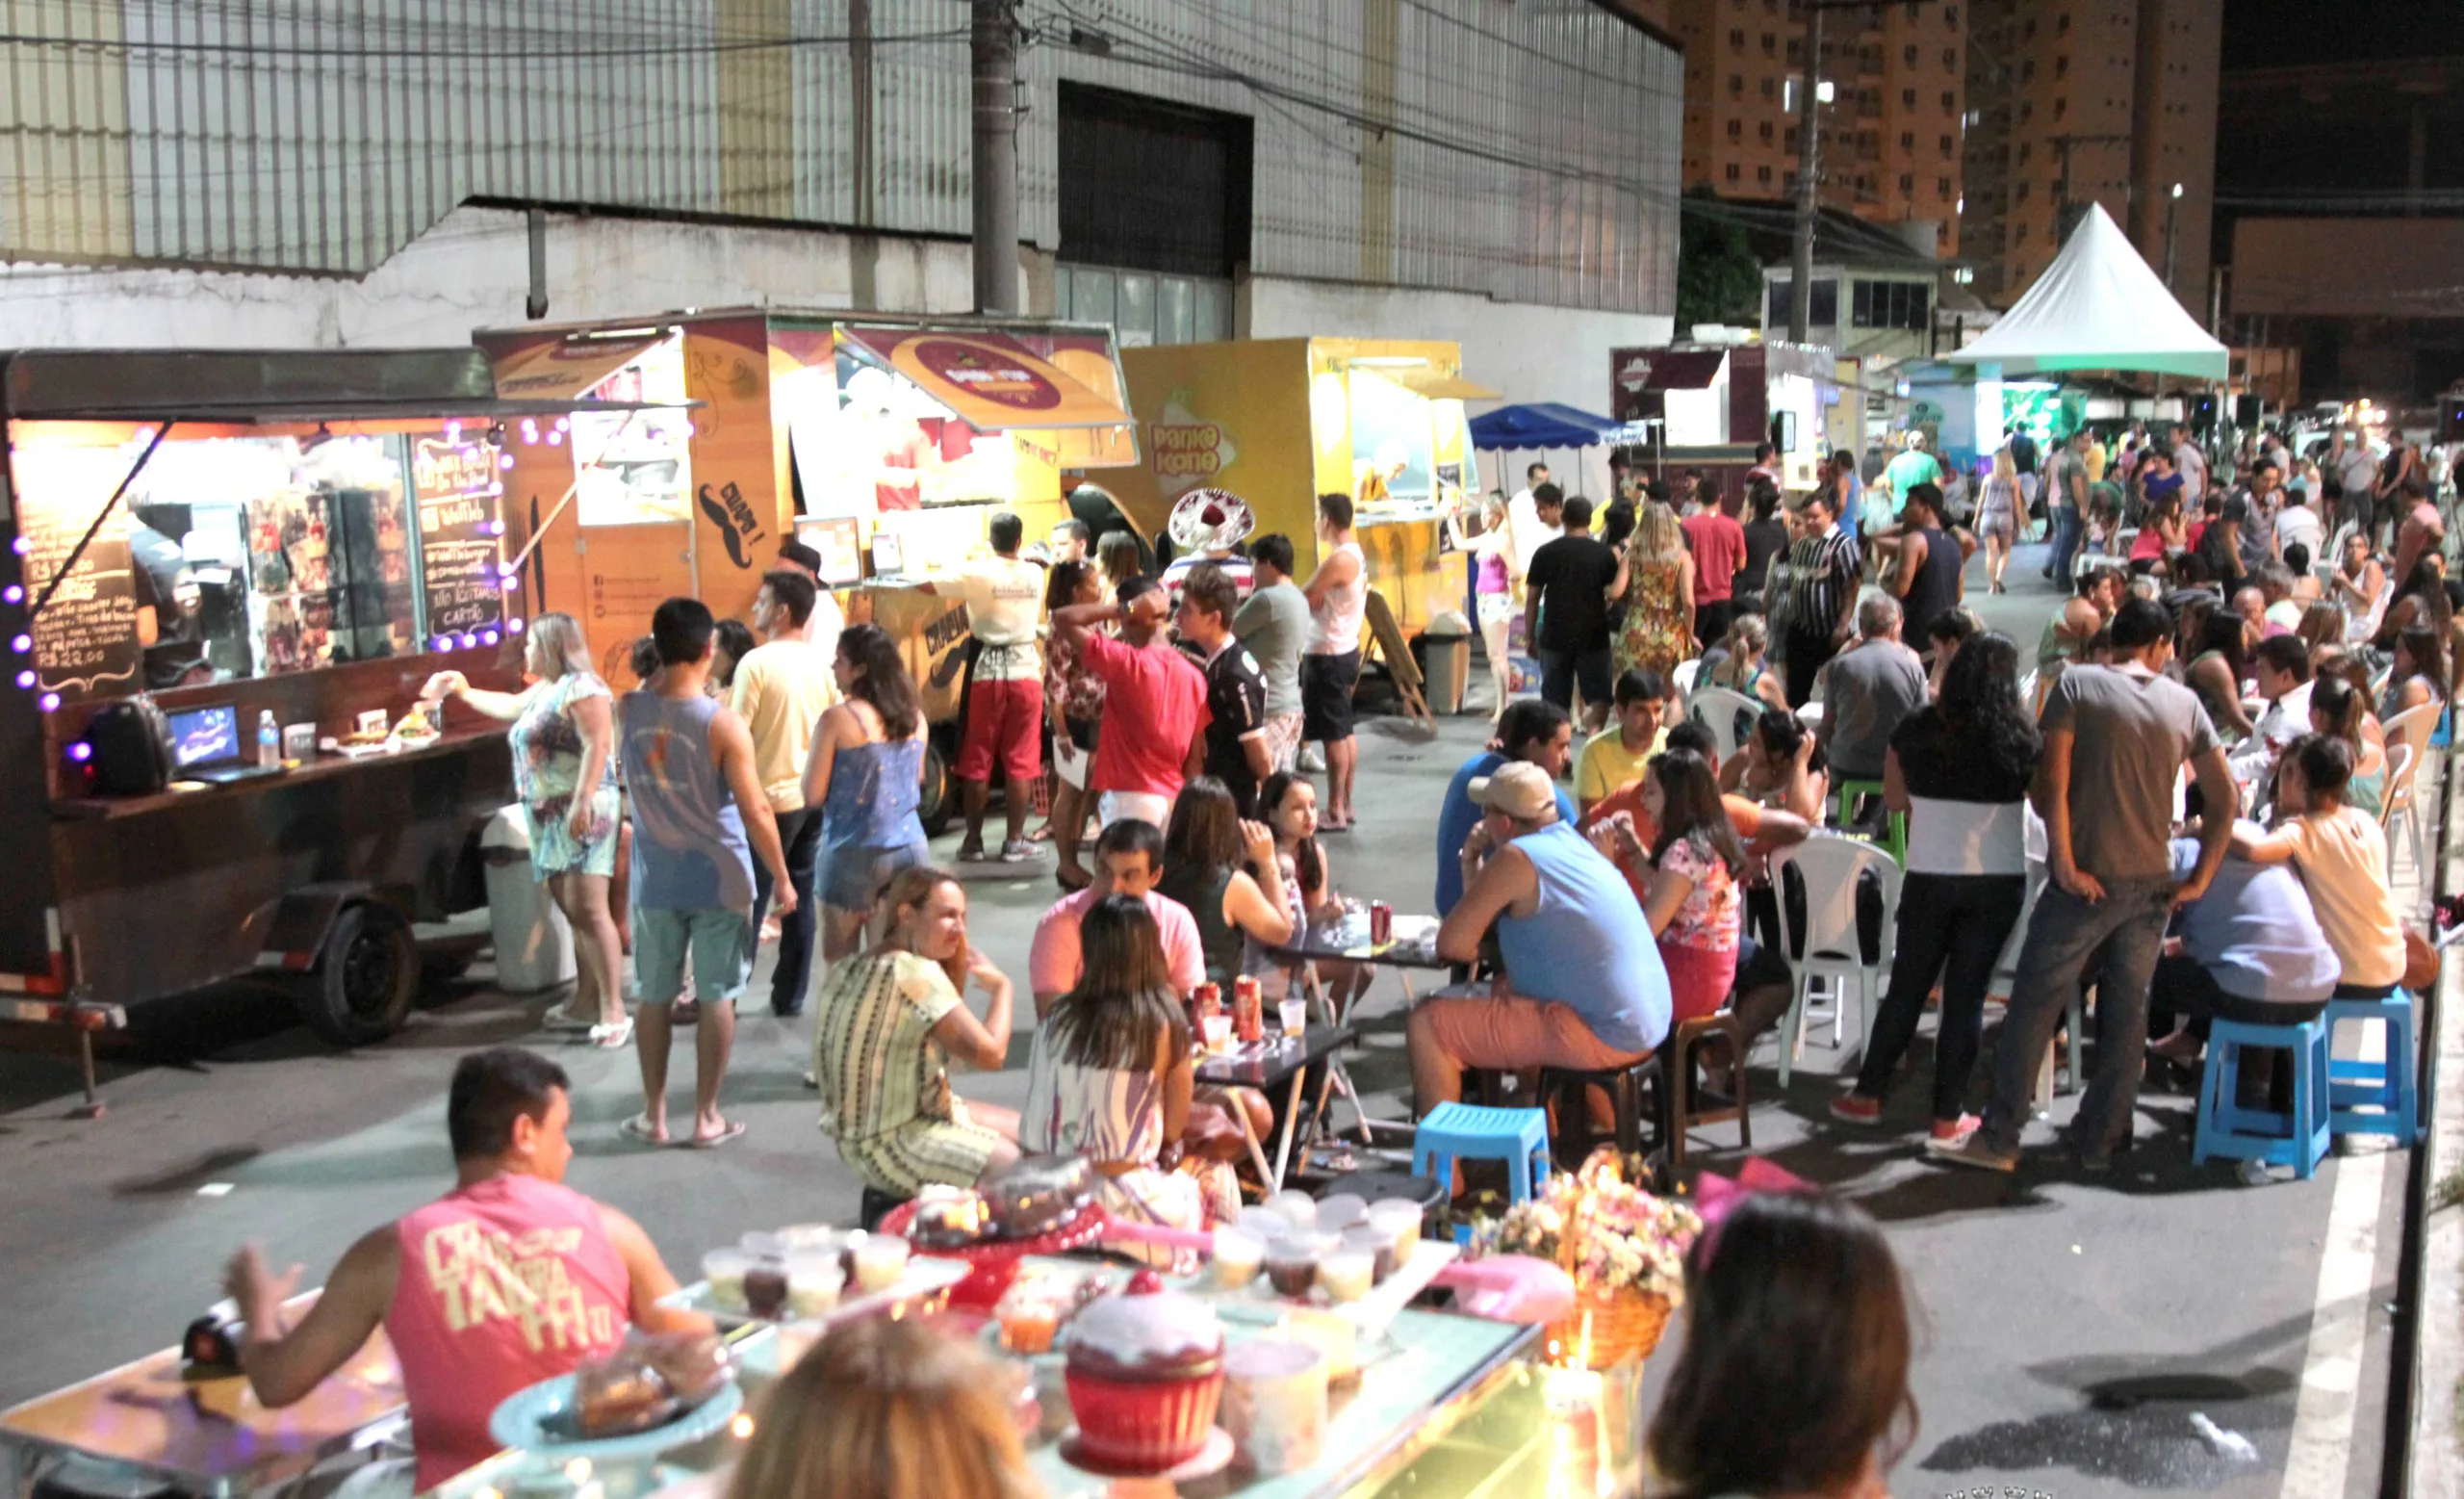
220 1050 705 1492
1609 749 1745 1024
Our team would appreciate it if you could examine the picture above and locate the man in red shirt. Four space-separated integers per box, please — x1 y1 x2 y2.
1679 486 1749 646
1054 575 1208 831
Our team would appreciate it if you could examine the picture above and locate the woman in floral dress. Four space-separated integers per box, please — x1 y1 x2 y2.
1614 502 1697 685
427 612 629 1046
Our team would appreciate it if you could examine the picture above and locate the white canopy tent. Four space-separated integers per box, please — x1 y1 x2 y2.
1946 204 2229 382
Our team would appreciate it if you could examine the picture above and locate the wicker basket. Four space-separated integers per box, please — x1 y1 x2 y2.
1547 1287 1674 1370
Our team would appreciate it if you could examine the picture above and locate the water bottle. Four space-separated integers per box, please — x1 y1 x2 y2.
257 710 280 768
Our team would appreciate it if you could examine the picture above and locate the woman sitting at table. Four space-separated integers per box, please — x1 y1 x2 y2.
1590 749 1744 1025
2308 673 2389 815
1716 707 1828 823
729 1315 1045 1499
2230 736 2409 999
1156 776 1296 988
1023 893 1234 1233
1254 770 1375 1014
1648 1189 1914 1499
810 866 1021 1199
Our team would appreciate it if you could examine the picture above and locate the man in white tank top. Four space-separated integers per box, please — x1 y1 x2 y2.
1301 493 1368 830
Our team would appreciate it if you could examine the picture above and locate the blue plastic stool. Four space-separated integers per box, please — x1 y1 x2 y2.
1411 1102 1553 1205
2326 994 2420 1148
2192 1015 2331 1179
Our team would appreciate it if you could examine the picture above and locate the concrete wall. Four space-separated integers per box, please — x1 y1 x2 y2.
1245 274 1677 415
0 205 988 349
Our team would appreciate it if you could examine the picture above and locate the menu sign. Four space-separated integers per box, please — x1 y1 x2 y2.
10 446 142 703
411 435 505 639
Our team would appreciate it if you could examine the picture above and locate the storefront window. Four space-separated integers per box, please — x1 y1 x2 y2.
11 430 425 696
570 335 696 527
1348 370 1437 514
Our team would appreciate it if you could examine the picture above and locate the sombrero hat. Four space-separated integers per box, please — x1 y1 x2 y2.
1168 487 1256 554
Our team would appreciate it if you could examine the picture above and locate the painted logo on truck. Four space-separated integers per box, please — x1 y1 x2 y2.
909 339 1063 410
1149 390 1237 497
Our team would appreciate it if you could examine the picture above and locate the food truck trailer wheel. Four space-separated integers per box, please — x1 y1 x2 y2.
918 736 954 838
294 901 419 1047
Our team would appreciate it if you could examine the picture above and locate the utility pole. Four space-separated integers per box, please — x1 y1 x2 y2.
1788 2 1822 344
971 0 1020 314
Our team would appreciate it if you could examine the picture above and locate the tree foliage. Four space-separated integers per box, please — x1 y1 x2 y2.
1676 188 1765 330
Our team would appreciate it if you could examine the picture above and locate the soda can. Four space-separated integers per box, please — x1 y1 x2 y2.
1193 982 1222 1024
1369 901 1393 945
1232 975 1265 1044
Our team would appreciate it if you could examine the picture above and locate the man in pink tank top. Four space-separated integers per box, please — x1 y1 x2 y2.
222 1049 708 1492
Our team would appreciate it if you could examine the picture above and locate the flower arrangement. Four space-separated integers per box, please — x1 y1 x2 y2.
1472 1148 1702 1305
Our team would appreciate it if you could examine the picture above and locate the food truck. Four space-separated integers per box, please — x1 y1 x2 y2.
474 310 1137 826
1101 338 1495 639
0 348 661 1085
1606 341 1835 495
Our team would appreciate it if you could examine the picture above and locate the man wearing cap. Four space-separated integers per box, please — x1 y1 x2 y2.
1412 761 1671 1116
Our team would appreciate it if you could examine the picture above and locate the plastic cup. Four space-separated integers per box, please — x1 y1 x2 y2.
852 1233 911 1294
1279 999 1308 1039
701 1247 751 1310
783 1251 845 1318
1368 1200 1424 1261
1213 1228 1267 1289
1342 1223 1399 1284
1267 1189 1319 1233
1317 1249 1375 1305
1264 1234 1329 1299
1238 1206 1294 1243
1313 1194 1368 1232
1201 1014 1235 1051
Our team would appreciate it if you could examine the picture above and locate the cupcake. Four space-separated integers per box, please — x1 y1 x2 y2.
1064 1285 1225 1471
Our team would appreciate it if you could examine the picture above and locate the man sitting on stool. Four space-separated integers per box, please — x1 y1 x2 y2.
1413 762 1671 1117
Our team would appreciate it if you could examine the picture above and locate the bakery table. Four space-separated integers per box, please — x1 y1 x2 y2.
0 1295 405 1499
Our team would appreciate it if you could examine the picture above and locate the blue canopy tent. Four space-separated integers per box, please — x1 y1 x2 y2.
1467 401 1621 451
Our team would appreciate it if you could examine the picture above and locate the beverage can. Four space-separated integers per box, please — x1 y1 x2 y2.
1232 974 1265 1043
1193 982 1222 1024
1369 901 1393 945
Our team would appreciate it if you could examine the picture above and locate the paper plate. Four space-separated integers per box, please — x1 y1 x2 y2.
486 1373 743 1463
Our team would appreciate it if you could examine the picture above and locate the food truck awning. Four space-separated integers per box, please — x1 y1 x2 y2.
837 325 1133 432
1 348 690 425
1362 366 1501 401
490 331 668 401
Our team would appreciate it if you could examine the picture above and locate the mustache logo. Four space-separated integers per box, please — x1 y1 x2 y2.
697 479 765 570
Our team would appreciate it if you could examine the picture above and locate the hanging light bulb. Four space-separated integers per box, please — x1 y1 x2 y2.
39 692 61 712
432 635 455 653
459 632 478 649
9 634 28 654
2 585 22 605
481 629 500 646
66 740 90 763
507 617 526 634
499 453 515 472
13 669 35 689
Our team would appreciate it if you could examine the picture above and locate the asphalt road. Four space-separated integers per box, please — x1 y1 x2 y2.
0 539 2419 1499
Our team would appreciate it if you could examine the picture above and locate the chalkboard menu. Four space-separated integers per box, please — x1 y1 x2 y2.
13 451 142 703
410 434 505 639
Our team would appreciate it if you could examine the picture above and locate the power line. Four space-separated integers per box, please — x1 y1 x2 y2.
0 26 965 61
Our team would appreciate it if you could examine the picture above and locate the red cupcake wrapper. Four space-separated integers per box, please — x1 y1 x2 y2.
1065 1368 1225 1472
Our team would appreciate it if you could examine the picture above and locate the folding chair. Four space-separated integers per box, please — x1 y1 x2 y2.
1769 835 1903 1089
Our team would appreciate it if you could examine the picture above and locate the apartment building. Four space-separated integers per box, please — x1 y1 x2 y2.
1961 0 2220 306
1664 0 1966 256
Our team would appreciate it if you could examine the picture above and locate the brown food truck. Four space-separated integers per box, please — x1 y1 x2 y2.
472 309 1137 829
0 348 676 1099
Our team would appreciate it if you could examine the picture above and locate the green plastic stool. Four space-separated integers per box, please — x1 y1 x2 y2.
1830 778 1907 865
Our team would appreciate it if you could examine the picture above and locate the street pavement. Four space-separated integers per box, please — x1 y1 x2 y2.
0 538 2420 1499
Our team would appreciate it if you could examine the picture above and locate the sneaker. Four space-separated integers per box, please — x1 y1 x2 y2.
1298 745 1326 773
1929 1113 1983 1144
2235 1159 2274 1187
1926 1132 2018 1173
1828 1093 1883 1124
999 839 1041 864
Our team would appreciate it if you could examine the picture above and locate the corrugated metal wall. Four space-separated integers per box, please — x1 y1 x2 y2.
1 0 1676 313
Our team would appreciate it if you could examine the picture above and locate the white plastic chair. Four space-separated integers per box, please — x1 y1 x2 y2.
1768 835 1903 1089
1684 685 1761 762
1672 658 1702 701
2379 740 2425 883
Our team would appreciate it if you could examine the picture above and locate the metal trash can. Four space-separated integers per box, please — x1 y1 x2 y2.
480 806 577 993
1422 609 1473 715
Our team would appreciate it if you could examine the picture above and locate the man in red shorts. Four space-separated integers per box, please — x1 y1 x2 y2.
937 511 1048 863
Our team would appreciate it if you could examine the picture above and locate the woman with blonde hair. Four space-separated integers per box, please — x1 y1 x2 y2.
1447 493 1519 724
427 613 629 1047
1613 501 1696 684
728 1316 1042 1499
1975 447 2021 593
1706 610 1787 713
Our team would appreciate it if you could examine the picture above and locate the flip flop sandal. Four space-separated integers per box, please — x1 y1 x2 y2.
691 1119 748 1150
589 1018 634 1049
619 1114 670 1147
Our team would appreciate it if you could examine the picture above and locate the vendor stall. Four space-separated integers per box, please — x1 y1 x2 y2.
1606 341 1835 495
475 312 1136 826
0 348 663 1077
1103 339 1496 638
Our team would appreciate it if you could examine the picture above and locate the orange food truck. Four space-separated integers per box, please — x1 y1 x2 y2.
1100 338 1495 639
474 311 1137 825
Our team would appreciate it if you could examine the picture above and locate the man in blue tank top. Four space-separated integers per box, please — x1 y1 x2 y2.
1414 762 1671 1118
618 598 799 1149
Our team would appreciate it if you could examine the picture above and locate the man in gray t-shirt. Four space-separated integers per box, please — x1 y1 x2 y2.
1232 532 1312 773
1814 593 1927 782
1935 599 2236 1175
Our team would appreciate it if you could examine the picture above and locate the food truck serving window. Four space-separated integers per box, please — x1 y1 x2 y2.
9 427 476 700
568 333 696 528
1348 370 1438 513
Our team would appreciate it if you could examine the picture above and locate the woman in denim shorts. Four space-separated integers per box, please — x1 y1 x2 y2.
803 623 934 961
